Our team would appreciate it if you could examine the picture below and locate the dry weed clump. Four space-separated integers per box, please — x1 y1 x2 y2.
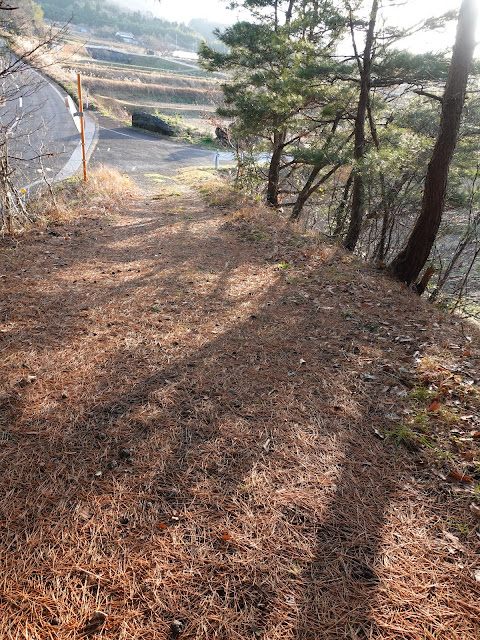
30 166 139 224
176 168 248 210
92 94 131 121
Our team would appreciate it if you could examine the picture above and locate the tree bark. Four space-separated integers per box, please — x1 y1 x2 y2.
343 0 378 251
333 171 353 236
266 129 286 207
285 0 295 24
389 0 478 285
366 93 390 261
289 163 342 222
290 165 321 221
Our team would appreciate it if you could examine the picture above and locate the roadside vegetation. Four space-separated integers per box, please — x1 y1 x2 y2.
29 165 139 223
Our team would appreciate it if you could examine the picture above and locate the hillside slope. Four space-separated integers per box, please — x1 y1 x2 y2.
0 173 479 639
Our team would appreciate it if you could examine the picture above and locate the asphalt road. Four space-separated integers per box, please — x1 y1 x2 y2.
0 60 81 192
91 114 234 191
0 48 234 194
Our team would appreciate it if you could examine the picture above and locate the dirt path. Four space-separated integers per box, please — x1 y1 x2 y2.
1 183 480 639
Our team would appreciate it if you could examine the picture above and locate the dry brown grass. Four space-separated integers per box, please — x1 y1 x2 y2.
1 176 480 639
47 61 218 124
29 167 139 225
51 56 219 102
74 77 221 106
71 65 218 91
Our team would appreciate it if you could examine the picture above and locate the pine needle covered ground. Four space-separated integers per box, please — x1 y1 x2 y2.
1 169 480 639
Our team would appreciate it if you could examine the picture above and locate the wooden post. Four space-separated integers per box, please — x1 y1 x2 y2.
77 73 87 183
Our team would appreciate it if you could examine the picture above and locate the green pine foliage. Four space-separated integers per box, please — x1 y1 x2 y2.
200 1 347 137
200 0 475 239
199 0 353 212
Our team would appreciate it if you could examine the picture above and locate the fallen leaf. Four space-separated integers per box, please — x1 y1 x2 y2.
444 531 464 552
17 375 37 388
470 503 480 517
262 438 273 452
80 611 106 637
170 620 184 639
447 471 472 484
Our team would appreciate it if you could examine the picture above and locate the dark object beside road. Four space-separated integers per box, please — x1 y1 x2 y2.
215 126 229 145
87 46 130 64
132 112 175 136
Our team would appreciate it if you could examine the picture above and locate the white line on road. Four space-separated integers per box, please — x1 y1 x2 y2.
99 125 140 139
7 117 20 134
8 62 98 190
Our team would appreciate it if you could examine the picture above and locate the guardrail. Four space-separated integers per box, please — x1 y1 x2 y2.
64 94 82 133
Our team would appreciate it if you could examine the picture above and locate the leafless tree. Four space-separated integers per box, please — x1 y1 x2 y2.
0 1 70 231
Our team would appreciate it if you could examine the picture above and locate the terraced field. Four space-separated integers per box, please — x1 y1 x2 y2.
53 39 225 135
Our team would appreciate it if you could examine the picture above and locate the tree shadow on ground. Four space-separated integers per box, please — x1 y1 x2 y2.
0 196 479 639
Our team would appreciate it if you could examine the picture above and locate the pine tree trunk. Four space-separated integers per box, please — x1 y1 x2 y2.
390 0 478 285
333 171 353 236
266 130 286 207
343 0 378 251
289 163 343 222
290 165 321 221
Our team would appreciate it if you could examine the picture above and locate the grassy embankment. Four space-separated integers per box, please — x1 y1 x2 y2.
51 34 225 142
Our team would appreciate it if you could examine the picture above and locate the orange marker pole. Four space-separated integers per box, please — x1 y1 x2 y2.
77 73 87 182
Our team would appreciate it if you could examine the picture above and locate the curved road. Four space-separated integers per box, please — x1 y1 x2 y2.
0 62 82 191
1 54 232 193
90 114 234 192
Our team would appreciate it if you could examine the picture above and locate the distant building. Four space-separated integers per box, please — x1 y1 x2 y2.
115 31 135 43
172 50 199 61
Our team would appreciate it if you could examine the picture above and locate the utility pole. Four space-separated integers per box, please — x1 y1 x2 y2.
77 73 87 183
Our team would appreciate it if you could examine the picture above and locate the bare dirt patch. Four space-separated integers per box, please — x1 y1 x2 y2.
1 176 480 639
